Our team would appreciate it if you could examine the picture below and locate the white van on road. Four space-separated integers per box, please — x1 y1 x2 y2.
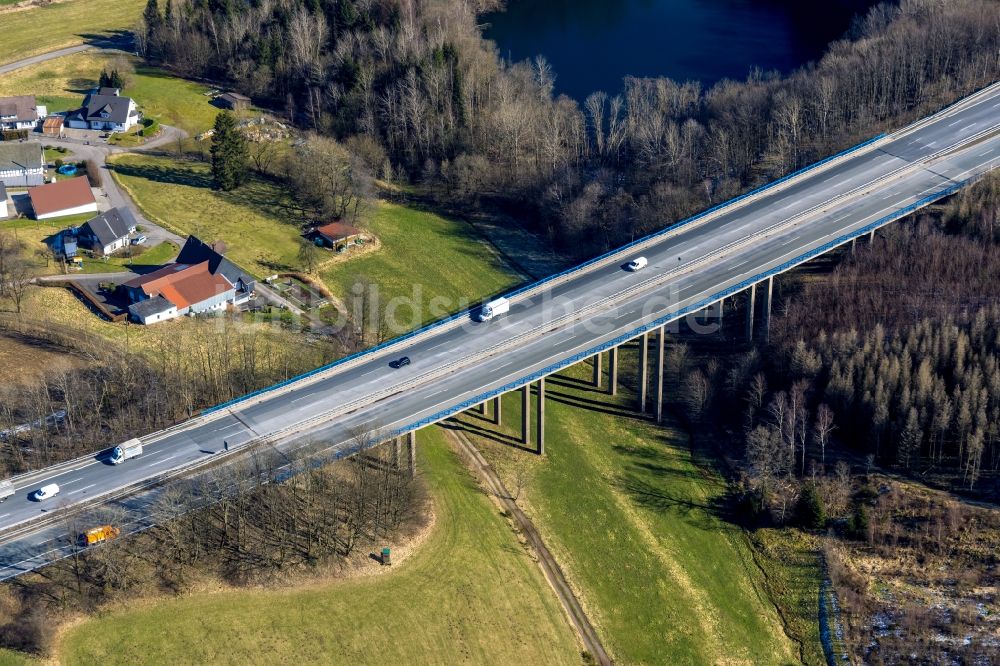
625 257 648 271
32 483 60 501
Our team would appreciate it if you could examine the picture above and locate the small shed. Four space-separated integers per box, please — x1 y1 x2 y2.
42 116 64 137
308 221 363 249
217 92 251 112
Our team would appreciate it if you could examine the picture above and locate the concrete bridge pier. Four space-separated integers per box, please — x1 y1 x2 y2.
393 437 401 469
761 276 774 343
536 378 545 455
638 332 649 413
493 395 502 426
745 283 757 342
869 229 876 243
592 352 602 388
608 346 619 396
521 384 531 446
655 326 665 423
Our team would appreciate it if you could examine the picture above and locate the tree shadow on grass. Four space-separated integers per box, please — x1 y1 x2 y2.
111 160 213 189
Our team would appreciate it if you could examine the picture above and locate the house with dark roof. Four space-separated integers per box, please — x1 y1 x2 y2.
97 87 121 97
123 261 236 324
65 93 140 132
0 141 44 188
307 221 363 248
0 96 45 131
175 235 255 305
78 207 137 256
28 177 97 220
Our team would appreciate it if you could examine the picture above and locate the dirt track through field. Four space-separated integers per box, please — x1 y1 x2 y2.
446 429 613 666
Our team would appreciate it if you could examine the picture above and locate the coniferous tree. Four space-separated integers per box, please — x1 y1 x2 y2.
210 112 248 191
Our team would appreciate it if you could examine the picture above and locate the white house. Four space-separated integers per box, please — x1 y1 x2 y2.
28 177 98 220
124 262 236 325
0 142 44 188
65 93 140 132
0 96 45 131
0 184 8 220
77 207 137 256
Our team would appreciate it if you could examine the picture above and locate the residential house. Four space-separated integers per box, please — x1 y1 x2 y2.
175 235 256 305
0 96 45 131
123 262 235 324
0 183 8 220
308 221 363 248
77 207 137 256
65 93 140 132
28 177 98 220
0 142 44 188
217 92 250 111
97 87 120 97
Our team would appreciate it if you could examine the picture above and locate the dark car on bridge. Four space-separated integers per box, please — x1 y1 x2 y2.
390 356 411 369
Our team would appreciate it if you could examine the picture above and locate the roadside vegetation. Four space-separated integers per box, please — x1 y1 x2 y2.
0 0 144 67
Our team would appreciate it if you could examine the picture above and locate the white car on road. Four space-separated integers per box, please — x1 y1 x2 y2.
32 483 60 501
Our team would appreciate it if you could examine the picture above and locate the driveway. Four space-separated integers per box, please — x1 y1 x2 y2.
40 127 188 250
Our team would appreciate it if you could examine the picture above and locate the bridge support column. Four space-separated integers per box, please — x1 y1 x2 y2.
717 299 724 328
393 437 401 469
407 430 416 477
655 326 665 424
851 237 857 254
869 229 875 243
592 352 602 388
493 395 502 426
536 378 545 455
761 277 773 344
639 332 649 413
521 384 530 446
745 283 756 342
609 346 618 396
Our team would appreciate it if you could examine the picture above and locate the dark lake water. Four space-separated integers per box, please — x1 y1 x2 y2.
484 0 875 100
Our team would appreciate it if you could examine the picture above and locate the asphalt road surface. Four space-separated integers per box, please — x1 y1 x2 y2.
1 82 998 578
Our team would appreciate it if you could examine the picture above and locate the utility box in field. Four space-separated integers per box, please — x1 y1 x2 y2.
381 547 391 566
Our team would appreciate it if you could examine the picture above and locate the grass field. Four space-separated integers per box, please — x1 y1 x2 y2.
109 153 300 277
56 427 582 665
0 52 229 135
0 648 37 666
110 153 521 315
460 352 818 664
321 202 521 326
0 0 145 67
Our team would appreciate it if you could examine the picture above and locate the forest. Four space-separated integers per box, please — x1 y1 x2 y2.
138 0 999 256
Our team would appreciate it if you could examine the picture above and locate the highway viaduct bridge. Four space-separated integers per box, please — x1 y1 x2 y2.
1 80 999 579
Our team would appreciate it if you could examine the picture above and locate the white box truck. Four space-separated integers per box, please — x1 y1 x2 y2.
110 438 143 465
0 479 13 502
477 297 510 322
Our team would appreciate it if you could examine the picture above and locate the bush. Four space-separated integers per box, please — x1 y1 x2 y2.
84 159 102 188
54 158 64 169
0 129 28 141
139 118 160 137
847 504 870 540
796 483 826 529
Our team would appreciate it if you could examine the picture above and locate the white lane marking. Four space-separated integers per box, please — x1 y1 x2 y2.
69 484 95 495
290 394 313 403
0 513 9 519
157 454 179 464
63 477 83 485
